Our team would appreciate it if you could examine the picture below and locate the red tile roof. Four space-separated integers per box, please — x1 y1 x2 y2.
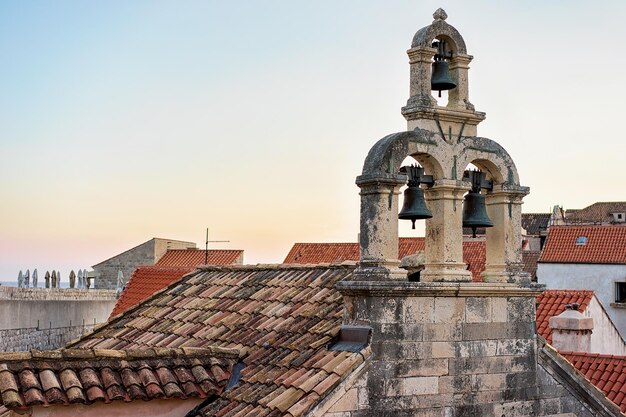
111 249 244 318
155 249 243 267
71 265 368 416
284 238 486 281
0 347 237 411
539 225 626 264
535 290 594 344
561 352 626 413
110 266 195 317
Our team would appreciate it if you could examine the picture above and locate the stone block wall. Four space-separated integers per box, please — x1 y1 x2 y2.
0 287 116 336
92 239 156 289
0 323 97 352
325 281 622 417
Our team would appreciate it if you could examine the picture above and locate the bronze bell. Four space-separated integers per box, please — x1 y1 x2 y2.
462 191 493 237
399 186 432 229
431 60 456 96
462 170 493 238
431 39 456 97
399 165 433 229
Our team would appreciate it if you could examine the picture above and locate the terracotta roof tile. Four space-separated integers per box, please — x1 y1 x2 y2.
535 290 593 344
283 239 486 281
0 347 238 410
68 265 368 416
539 225 626 264
562 352 626 413
111 249 243 318
110 267 195 317
156 249 243 267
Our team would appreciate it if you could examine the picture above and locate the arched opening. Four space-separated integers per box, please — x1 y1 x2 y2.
430 36 457 107
397 155 438 282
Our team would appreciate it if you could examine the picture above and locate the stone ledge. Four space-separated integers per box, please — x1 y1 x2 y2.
337 280 544 297
0 287 117 301
610 302 626 309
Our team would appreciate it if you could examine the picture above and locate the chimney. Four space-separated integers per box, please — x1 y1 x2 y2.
549 303 593 352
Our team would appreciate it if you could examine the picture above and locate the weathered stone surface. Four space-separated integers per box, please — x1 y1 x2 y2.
323 8 623 417
465 297 491 323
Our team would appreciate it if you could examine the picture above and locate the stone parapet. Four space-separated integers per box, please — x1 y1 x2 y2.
0 287 117 301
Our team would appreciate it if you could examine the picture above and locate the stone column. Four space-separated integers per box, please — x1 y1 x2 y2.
407 47 437 108
447 53 472 110
421 179 472 282
483 184 529 283
549 306 593 352
354 174 407 280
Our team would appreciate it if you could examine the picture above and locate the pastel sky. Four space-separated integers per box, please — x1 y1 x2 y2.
1 1 625 280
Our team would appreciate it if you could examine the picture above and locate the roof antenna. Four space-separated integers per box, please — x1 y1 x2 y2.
205 228 230 265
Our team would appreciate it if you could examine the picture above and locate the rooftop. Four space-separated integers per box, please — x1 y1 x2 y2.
111 249 244 317
522 213 551 235
71 264 368 416
110 266 195 317
566 202 626 225
562 351 626 413
155 249 243 267
539 225 626 264
0 347 237 410
535 289 594 344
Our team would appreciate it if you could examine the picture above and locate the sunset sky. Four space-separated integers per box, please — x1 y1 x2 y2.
1 1 625 280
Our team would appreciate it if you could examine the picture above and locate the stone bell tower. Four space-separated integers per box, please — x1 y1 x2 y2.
354 8 529 284
332 10 569 416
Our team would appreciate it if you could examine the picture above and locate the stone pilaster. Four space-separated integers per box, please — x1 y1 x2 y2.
483 184 530 284
354 175 407 280
421 179 472 282
447 53 472 110
406 47 437 108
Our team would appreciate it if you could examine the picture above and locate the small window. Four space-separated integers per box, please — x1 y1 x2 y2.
575 236 588 245
616 282 626 303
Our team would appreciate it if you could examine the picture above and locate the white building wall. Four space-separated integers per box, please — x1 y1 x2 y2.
538 263 626 341
586 297 626 355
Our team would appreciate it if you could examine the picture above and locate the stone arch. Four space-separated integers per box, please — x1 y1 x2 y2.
411 20 467 55
361 129 445 180
456 137 520 185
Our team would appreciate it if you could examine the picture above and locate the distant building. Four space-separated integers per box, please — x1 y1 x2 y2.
92 238 196 289
537 225 626 339
110 249 244 317
565 201 626 225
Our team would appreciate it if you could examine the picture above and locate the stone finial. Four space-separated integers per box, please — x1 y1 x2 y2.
433 8 447 21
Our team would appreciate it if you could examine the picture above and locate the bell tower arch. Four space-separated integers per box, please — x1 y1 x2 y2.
354 9 529 284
